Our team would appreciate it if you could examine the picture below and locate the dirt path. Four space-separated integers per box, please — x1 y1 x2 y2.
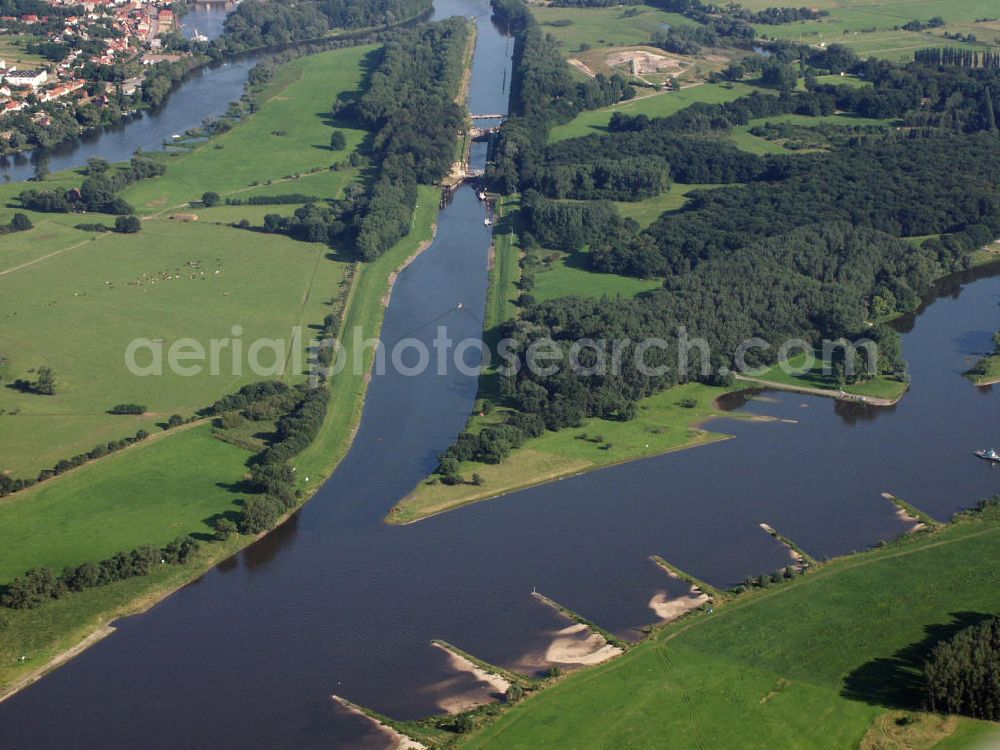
0 233 107 278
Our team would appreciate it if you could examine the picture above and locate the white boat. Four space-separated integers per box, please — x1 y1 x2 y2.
477 191 486 201
484 218 492 226
975 448 1000 464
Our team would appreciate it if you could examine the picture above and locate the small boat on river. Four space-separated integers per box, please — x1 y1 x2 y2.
975 448 1000 464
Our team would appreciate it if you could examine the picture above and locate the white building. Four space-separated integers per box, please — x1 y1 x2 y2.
5 70 48 89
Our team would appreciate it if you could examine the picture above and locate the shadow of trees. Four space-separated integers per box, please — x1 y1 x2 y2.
842 610 995 710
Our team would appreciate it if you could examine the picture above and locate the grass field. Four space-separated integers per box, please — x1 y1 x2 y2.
532 245 662 302
548 82 768 142
0 34 45 69
750 352 910 402
530 5 695 52
727 111 898 154
462 506 1000 749
0 44 376 476
121 45 376 212
613 182 723 227
0 423 249 585
388 382 741 524
745 0 1000 61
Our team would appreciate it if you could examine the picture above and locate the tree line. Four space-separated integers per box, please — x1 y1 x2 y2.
213 0 432 54
19 153 165 216
2 537 198 610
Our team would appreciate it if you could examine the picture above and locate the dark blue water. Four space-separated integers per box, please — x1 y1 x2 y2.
0 1 998 747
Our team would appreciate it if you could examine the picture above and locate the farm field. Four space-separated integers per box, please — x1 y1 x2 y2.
462 505 1000 749
0 44 375 477
548 82 766 142
389 382 741 524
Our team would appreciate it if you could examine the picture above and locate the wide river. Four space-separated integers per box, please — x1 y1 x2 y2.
1 1 998 748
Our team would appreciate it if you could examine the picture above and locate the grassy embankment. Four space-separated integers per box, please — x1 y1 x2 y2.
744 352 910 403
0 42 443 696
387 381 743 524
742 0 1000 62
462 503 1000 749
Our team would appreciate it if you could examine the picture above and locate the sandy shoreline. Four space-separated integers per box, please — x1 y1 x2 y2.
330 695 426 750
881 492 928 532
430 642 510 714
759 522 808 568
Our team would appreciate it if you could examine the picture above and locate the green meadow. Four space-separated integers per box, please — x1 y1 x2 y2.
530 5 694 52
0 424 249 585
745 0 1000 61
0 219 350 476
548 82 767 142
750 352 910 401
121 44 376 212
485 195 522 333
613 182 723 227
464 508 1000 749
532 246 661 302
389 382 741 524
0 44 378 476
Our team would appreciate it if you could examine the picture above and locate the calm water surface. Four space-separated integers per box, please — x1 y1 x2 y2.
0 1 998 747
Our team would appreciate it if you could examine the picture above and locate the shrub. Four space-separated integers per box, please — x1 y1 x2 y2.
114 215 142 233
201 191 221 207
110 403 146 415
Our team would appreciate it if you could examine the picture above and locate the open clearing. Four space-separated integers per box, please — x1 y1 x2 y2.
462 507 1000 749
548 81 767 142
530 5 695 52
0 45 375 476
